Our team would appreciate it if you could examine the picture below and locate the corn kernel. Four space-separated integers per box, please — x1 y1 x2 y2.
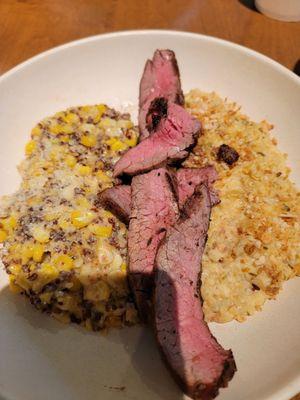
89 224 112 237
62 112 79 124
71 210 95 228
39 263 59 282
121 262 127 273
65 154 77 168
25 140 37 156
97 104 106 115
76 165 92 176
54 254 74 271
125 134 138 147
0 229 7 242
101 210 114 220
9 264 21 275
31 126 42 137
45 213 58 222
9 216 17 229
40 160 54 173
29 263 36 272
60 124 74 134
9 275 23 294
106 138 127 152
60 135 70 143
58 218 70 230
32 244 45 262
40 292 52 304
50 124 62 135
94 104 107 123
21 244 34 264
117 120 134 130
80 134 97 147
50 138 59 145
15 272 31 291
50 124 73 135
76 197 90 209
96 170 111 183
81 105 92 113
32 226 50 243
95 160 104 169
49 150 58 161
99 118 117 129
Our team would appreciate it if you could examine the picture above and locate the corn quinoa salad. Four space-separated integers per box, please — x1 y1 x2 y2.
184 89 300 323
0 104 139 330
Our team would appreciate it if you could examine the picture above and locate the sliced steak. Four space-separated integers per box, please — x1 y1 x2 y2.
176 166 219 208
114 103 201 177
128 168 179 321
98 185 131 224
102 166 218 223
155 184 236 400
139 49 184 140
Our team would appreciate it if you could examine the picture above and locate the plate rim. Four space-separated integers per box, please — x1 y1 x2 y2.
0 29 299 400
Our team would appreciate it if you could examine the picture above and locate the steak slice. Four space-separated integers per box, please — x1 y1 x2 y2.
176 166 219 208
98 185 131 224
128 168 179 321
113 103 200 177
139 49 184 141
102 166 219 223
154 184 236 400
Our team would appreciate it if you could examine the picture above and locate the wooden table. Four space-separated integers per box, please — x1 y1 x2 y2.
0 0 299 398
0 0 299 75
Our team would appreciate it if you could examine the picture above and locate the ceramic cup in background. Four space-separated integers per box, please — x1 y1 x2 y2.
255 0 300 21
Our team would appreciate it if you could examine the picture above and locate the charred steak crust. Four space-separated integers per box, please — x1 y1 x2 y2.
114 103 201 178
154 184 236 400
146 97 168 132
98 185 132 224
128 168 179 321
217 144 239 166
139 49 184 141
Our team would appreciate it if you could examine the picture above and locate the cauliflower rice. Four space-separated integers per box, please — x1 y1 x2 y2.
185 89 300 323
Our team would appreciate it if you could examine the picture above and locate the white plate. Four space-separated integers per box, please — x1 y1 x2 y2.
0 30 299 400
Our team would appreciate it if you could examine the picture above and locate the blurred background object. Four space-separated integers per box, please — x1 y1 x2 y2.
255 0 300 22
